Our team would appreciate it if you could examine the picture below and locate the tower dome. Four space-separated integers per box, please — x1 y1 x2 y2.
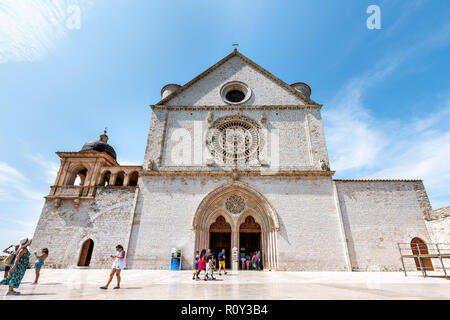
80 131 117 160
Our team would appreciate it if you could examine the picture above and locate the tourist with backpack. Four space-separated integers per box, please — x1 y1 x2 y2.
2 245 19 278
217 249 227 275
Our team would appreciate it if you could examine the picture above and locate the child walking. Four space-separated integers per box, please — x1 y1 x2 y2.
192 256 199 280
32 248 49 284
204 250 216 281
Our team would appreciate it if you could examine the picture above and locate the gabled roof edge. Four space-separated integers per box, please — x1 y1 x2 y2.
156 49 319 106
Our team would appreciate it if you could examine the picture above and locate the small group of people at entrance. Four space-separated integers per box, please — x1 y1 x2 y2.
240 251 261 270
193 248 227 281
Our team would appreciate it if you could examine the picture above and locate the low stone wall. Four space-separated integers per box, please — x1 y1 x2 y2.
426 206 450 221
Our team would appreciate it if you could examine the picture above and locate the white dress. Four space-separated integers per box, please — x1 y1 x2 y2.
112 250 126 270
206 260 213 275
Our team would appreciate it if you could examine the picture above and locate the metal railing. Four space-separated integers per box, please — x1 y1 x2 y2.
397 242 450 280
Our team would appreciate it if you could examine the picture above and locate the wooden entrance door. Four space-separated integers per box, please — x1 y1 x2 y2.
410 237 433 271
78 239 94 266
209 216 232 268
210 232 231 268
239 216 262 270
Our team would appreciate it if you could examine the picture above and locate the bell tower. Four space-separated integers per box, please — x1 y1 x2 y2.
47 131 119 208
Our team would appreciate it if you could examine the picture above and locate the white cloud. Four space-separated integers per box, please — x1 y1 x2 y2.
25 154 59 185
0 0 89 63
325 88 450 210
324 20 450 209
365 101 450 208
0 162 43 201
117 158 142 166
323 86 387 171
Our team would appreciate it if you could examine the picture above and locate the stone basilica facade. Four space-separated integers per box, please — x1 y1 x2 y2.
31 50 436 271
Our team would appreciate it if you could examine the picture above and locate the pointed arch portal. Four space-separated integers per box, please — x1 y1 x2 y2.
193 182 279 270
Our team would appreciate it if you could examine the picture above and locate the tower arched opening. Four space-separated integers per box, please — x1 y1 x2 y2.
115 171 125 186
98 170 111 186
66 166 88 186
128 171 139 186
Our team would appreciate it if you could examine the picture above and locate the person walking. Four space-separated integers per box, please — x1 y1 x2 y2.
217 249 227 275
240 255 246 270
245 254 250 270
197 249 207 278
257 251 262 271
192 255 199 280
0 237 32 296
205 249 216 281
100 245 126 290
252 252 258 270
2 245 19 278
32 248 49 285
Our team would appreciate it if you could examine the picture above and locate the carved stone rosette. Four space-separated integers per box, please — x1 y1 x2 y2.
225 194 245 215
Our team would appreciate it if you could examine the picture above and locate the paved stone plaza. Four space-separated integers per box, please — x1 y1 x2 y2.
1 269 449 300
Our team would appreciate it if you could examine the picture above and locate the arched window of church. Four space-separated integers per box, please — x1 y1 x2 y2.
115 171 125 186
128 171 139 186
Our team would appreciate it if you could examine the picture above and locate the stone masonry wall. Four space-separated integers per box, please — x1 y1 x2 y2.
31 187 138 268
127 175 348 271
158 108 329 171
335 181 432 271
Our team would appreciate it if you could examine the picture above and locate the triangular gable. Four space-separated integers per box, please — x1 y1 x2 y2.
156 49 318 106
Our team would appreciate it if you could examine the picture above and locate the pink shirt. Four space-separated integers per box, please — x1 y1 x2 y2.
198 255 206 270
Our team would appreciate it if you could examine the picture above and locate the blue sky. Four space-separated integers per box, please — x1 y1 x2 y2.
0 0 449 249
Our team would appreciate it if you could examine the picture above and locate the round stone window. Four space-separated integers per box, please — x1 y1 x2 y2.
220 81 251 105
206 115 261 163
226 90 245 103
